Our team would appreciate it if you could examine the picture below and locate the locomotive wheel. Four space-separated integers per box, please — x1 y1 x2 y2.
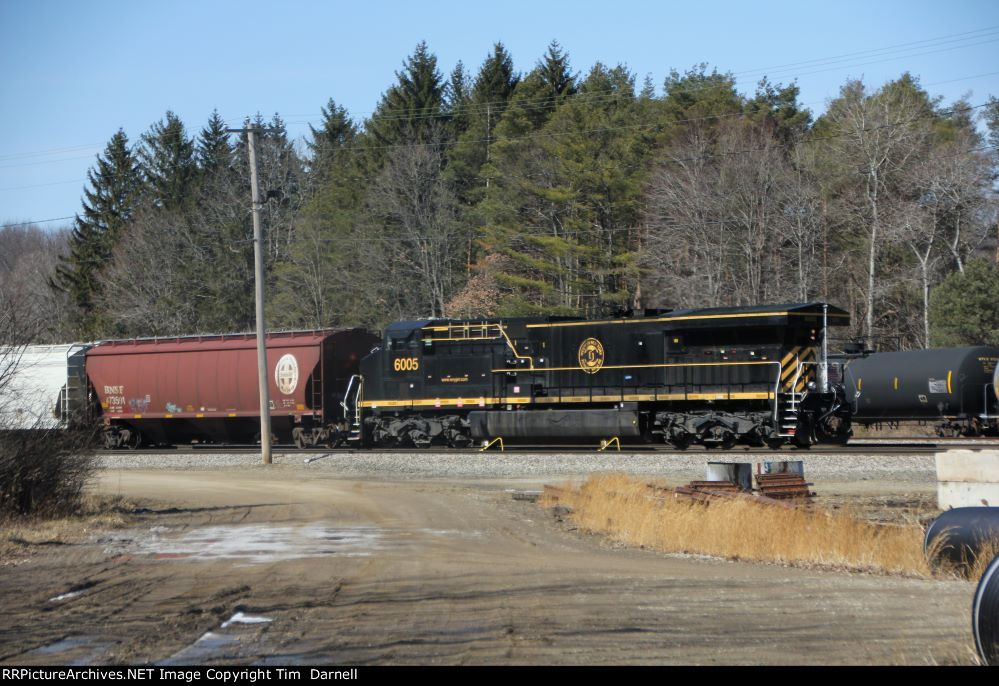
666 434 691 450
765 437 784 451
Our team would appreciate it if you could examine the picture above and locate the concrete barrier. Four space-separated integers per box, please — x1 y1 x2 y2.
936 449 999 509
705 462 753 492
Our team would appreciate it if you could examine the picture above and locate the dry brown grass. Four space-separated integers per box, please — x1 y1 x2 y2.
928 537 999 583
0 494 135 565
543 473 934 577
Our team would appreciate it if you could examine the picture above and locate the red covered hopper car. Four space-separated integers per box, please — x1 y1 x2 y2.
86 329 379 448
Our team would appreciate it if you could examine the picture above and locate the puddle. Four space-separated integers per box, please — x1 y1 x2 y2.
160 613 273 664
128 524 384 564
29 636 115 665
420 528 483 539
48 580 98 603
221 612 272 628
104 522 485 566
159 631 243 665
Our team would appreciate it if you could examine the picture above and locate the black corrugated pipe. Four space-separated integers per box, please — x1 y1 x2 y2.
923 507 999 572
973 552 999 665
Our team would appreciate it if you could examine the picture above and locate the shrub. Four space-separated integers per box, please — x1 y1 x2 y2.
0 422 97 518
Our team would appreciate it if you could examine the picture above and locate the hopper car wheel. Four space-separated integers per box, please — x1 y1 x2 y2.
765 437 784 451
253 431 279 446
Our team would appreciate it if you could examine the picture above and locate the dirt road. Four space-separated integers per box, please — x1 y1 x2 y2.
0 468 979 665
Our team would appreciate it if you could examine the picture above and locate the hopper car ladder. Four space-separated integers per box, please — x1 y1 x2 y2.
62 346 88 428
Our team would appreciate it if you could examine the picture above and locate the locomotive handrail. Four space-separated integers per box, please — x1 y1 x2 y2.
789 359 825 395
769 360 784 424
341 374 362 415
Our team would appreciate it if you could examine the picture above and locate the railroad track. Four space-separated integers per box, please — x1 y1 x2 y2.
108 438 999 457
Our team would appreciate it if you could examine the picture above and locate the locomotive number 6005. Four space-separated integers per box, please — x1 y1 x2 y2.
393 357 420 372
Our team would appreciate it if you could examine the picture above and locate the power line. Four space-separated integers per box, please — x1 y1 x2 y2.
272 25 999 127
760 37 999 82
0 154 98 171
0 179 85 192
2 95 988 203
1 215 75 226
0 143 101 162
729 25 999 76
3 27 996 166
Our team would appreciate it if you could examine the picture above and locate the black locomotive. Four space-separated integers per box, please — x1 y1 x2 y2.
351 302 854 449
837 346 999 436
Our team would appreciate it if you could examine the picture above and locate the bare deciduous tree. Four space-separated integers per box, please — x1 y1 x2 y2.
645 121 824 308
818 77 934 346
366 130 464 318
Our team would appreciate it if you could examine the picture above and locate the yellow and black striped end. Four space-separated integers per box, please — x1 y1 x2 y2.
780 346 817 392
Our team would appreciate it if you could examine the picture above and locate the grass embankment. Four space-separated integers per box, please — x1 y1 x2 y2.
543 473 994 579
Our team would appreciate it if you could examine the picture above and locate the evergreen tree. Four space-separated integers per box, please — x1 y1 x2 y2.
472 43 520 106
490 41 576 141
365 41 446 152
446 61 472 136
307 99 357 182
139 111 197 211
930 259 999 346
51 130 142 336
660 64 742 142
537 40 576 100
479 63 651 315
270 101 364 329
197 109 233 179
984 95 999 152
448 43 520 204
744 78 812 145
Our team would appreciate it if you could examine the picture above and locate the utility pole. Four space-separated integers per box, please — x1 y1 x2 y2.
227 126 272 465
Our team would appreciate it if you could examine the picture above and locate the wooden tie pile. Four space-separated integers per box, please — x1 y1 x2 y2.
683 472 814 502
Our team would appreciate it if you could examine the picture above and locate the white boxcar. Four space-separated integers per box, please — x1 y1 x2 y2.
0 344 90 430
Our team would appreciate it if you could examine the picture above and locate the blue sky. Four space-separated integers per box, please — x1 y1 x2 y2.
1 0 997 228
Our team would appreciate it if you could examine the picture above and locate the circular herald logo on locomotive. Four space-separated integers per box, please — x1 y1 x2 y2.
275 354 299 395
577 337 605 374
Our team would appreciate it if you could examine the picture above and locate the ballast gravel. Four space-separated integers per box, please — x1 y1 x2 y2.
97 449 937 484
